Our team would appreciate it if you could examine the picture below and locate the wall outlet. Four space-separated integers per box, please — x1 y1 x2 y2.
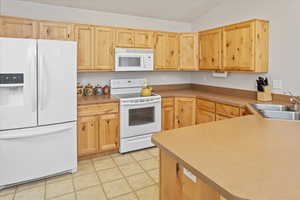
272 80 283 89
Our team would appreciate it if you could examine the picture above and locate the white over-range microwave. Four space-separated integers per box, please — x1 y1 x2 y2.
115 48 154 71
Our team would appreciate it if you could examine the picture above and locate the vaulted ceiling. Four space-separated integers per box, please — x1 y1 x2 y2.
18 0 223 22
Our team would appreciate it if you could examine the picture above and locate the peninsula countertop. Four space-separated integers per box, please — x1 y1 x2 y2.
152 111 300 200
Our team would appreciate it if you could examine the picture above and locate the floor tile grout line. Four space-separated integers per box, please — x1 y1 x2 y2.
111 153 140 200
92 157 110 200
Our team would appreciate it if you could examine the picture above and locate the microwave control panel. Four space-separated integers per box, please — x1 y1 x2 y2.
143 55 153 68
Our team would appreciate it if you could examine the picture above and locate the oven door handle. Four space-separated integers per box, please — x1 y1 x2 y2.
121 100 161 106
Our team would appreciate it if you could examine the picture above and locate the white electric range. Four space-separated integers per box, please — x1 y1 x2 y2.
111 79 161 153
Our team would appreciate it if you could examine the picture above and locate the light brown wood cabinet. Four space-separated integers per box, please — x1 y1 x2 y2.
75 25 94 71
77 103 119 159
179 33 199 71
75 25 115 71
0 16 38 39
154 32 179 70
196 110 216 124
77 116 99 157
160 151 220 200
162 98 175 131
99 114 119 152
174 97 196 128
115 28 134 47
199 19 269 72
0 15 269 73
216 114 230 121
94 26 115 70
39 21 74 40
134 30 153 48
199 28 222 70
222 20 268 72
196 99 216 124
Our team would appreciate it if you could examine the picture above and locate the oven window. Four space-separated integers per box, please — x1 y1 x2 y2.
129 107 154 126
119 57 141 67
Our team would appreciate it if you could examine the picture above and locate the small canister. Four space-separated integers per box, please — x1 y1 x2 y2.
102 85 110 95
93 84 103 96
84 83 94 96
77 83 84 96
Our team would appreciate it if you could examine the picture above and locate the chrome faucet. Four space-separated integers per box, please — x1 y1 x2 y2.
287 91 300 111
287 91 300 103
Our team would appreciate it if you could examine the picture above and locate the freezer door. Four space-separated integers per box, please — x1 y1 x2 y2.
0 38 37 131
38 40 77 126
0 122 77 187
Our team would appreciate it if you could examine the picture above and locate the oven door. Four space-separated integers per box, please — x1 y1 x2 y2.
115 54 144 71
120 101 161 138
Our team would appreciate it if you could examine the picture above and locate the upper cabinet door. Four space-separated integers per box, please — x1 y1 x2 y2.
0 16 38 39
134 30 154 48
94 26 115 71
166 33 179 70
179 33 199 71
199 28 222 70
75 25 94 71
222 21 255 71
154 32 166 69
115 28 134 47
39 21 74 41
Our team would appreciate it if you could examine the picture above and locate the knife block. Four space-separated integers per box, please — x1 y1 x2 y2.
257 86 272 102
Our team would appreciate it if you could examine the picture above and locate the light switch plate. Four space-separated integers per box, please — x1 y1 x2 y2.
273 80 283 89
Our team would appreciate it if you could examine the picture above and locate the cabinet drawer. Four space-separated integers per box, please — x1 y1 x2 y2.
196 109 215 124
162 97 174 107
78 103 119 117
216 114 230 121
197 99 215 112
216 103 240 117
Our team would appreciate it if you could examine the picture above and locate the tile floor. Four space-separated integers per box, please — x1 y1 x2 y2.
0 147 160 200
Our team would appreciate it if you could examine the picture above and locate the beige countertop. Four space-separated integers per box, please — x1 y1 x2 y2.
152 108 300 200
77 95 119 105
157 89 289 107
77 88 288 107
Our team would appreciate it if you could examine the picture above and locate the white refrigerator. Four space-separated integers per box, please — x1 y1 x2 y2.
0 38 77 189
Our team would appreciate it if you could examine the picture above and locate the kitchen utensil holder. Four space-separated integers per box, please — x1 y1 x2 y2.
257 86 272 102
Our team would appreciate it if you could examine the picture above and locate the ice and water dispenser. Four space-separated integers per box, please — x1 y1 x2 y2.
0 73 24 106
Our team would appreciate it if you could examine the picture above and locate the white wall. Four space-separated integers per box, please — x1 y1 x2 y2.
1 0 191 32
78 72 192 86
191 0 300 95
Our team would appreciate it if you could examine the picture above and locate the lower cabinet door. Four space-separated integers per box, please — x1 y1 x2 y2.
175 97 196 128
160 151 181 200
77 116 99 157
98 114 119 152
196 109 216 124
162 106 175 131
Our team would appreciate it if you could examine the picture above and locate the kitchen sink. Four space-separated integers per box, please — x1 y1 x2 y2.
252 104 299 112
251 104 300 121
261 110 300 120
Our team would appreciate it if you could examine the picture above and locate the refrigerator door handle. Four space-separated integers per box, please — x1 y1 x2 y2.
39 54 46 111
30 50 37 113
0 125 73 140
